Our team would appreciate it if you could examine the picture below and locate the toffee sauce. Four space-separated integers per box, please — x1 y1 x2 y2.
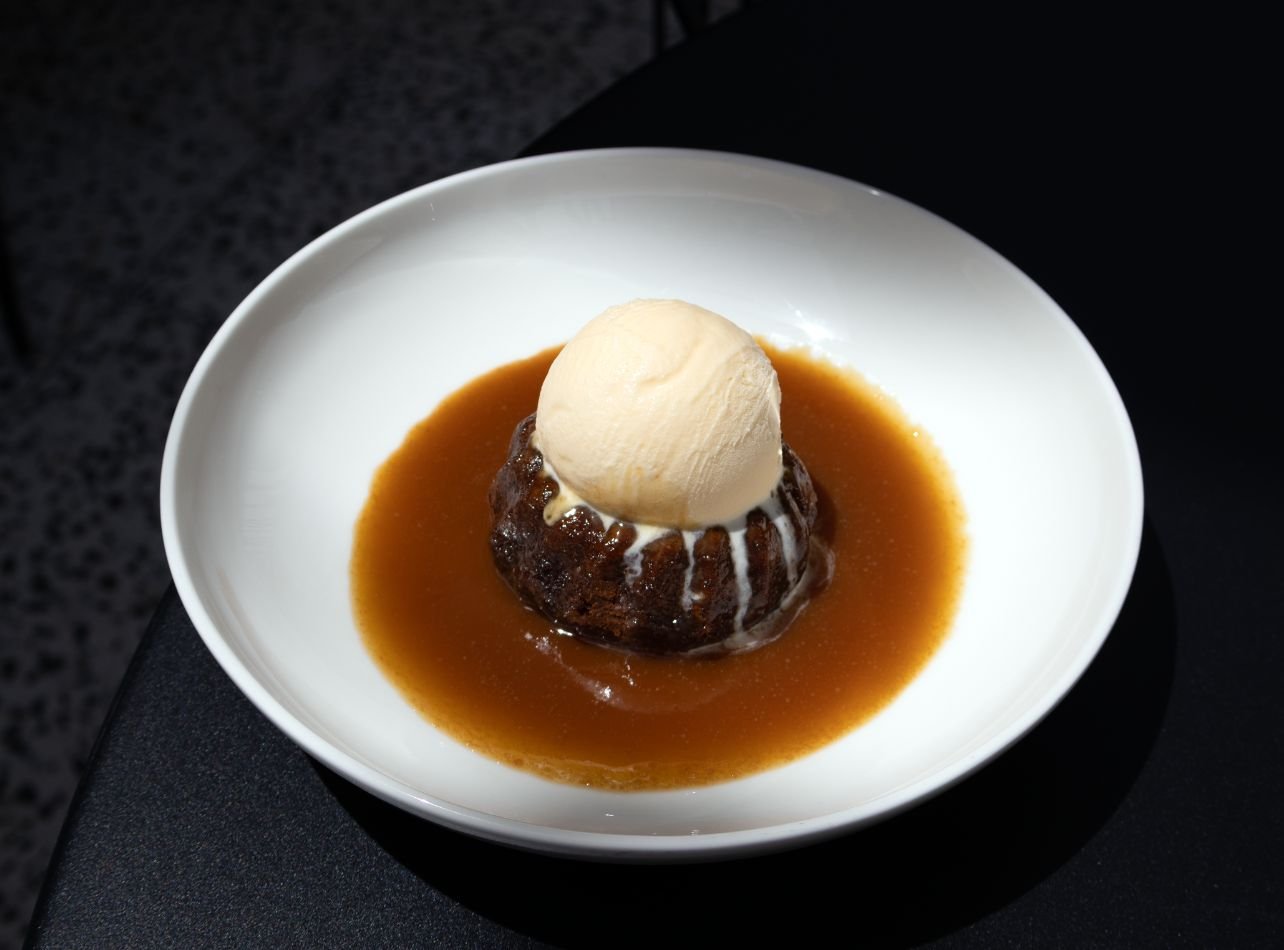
351 345 966 790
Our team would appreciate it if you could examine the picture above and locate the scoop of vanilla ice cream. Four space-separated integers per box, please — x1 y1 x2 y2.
535 299 782 529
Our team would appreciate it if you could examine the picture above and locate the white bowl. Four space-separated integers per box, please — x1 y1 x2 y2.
161 148 1142 860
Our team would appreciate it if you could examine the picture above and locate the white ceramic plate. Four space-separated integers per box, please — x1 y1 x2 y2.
161 149 1142 860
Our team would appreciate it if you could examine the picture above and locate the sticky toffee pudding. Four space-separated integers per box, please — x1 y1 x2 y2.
489 416 823 655
351 343 966 791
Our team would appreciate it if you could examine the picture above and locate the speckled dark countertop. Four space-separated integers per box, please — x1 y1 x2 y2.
0 2 727 941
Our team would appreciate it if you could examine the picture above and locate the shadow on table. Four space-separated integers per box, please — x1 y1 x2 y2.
320 519 1174 948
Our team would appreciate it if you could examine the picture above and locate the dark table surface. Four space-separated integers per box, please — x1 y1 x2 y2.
27 4 1279 947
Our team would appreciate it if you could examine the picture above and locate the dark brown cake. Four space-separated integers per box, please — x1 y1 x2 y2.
488 414 820 655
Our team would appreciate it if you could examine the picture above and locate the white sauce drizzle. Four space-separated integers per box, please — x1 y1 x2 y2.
534 432 801 643
622 523 668 585
680 530 701 610
760 491 798 587
725 526 752 634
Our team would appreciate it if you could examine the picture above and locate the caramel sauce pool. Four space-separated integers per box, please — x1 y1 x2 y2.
351 345 966 790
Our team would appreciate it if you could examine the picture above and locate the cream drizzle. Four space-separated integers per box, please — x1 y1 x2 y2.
622 523 669 585
725 525 751 634
760 493 799 587
680 530 701 610
534 435 799 645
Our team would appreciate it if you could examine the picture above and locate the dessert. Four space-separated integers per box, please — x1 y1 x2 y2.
488 300 823 655
352 341 966 790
